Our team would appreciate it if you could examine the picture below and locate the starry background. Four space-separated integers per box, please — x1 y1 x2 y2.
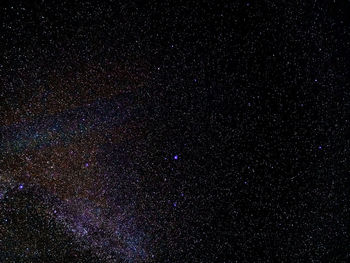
0 0 349 262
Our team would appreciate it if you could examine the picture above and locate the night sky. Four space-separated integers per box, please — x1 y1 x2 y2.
0 0 349 262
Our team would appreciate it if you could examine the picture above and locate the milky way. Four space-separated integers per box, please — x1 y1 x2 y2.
1 53 152 262
1 1 349 262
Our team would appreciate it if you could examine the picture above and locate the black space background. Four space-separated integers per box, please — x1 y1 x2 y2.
0 0 349 262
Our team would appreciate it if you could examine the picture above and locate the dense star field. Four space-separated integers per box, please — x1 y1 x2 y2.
0 1 349 262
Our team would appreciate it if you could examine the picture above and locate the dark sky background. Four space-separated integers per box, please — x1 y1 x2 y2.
0 0 349 262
